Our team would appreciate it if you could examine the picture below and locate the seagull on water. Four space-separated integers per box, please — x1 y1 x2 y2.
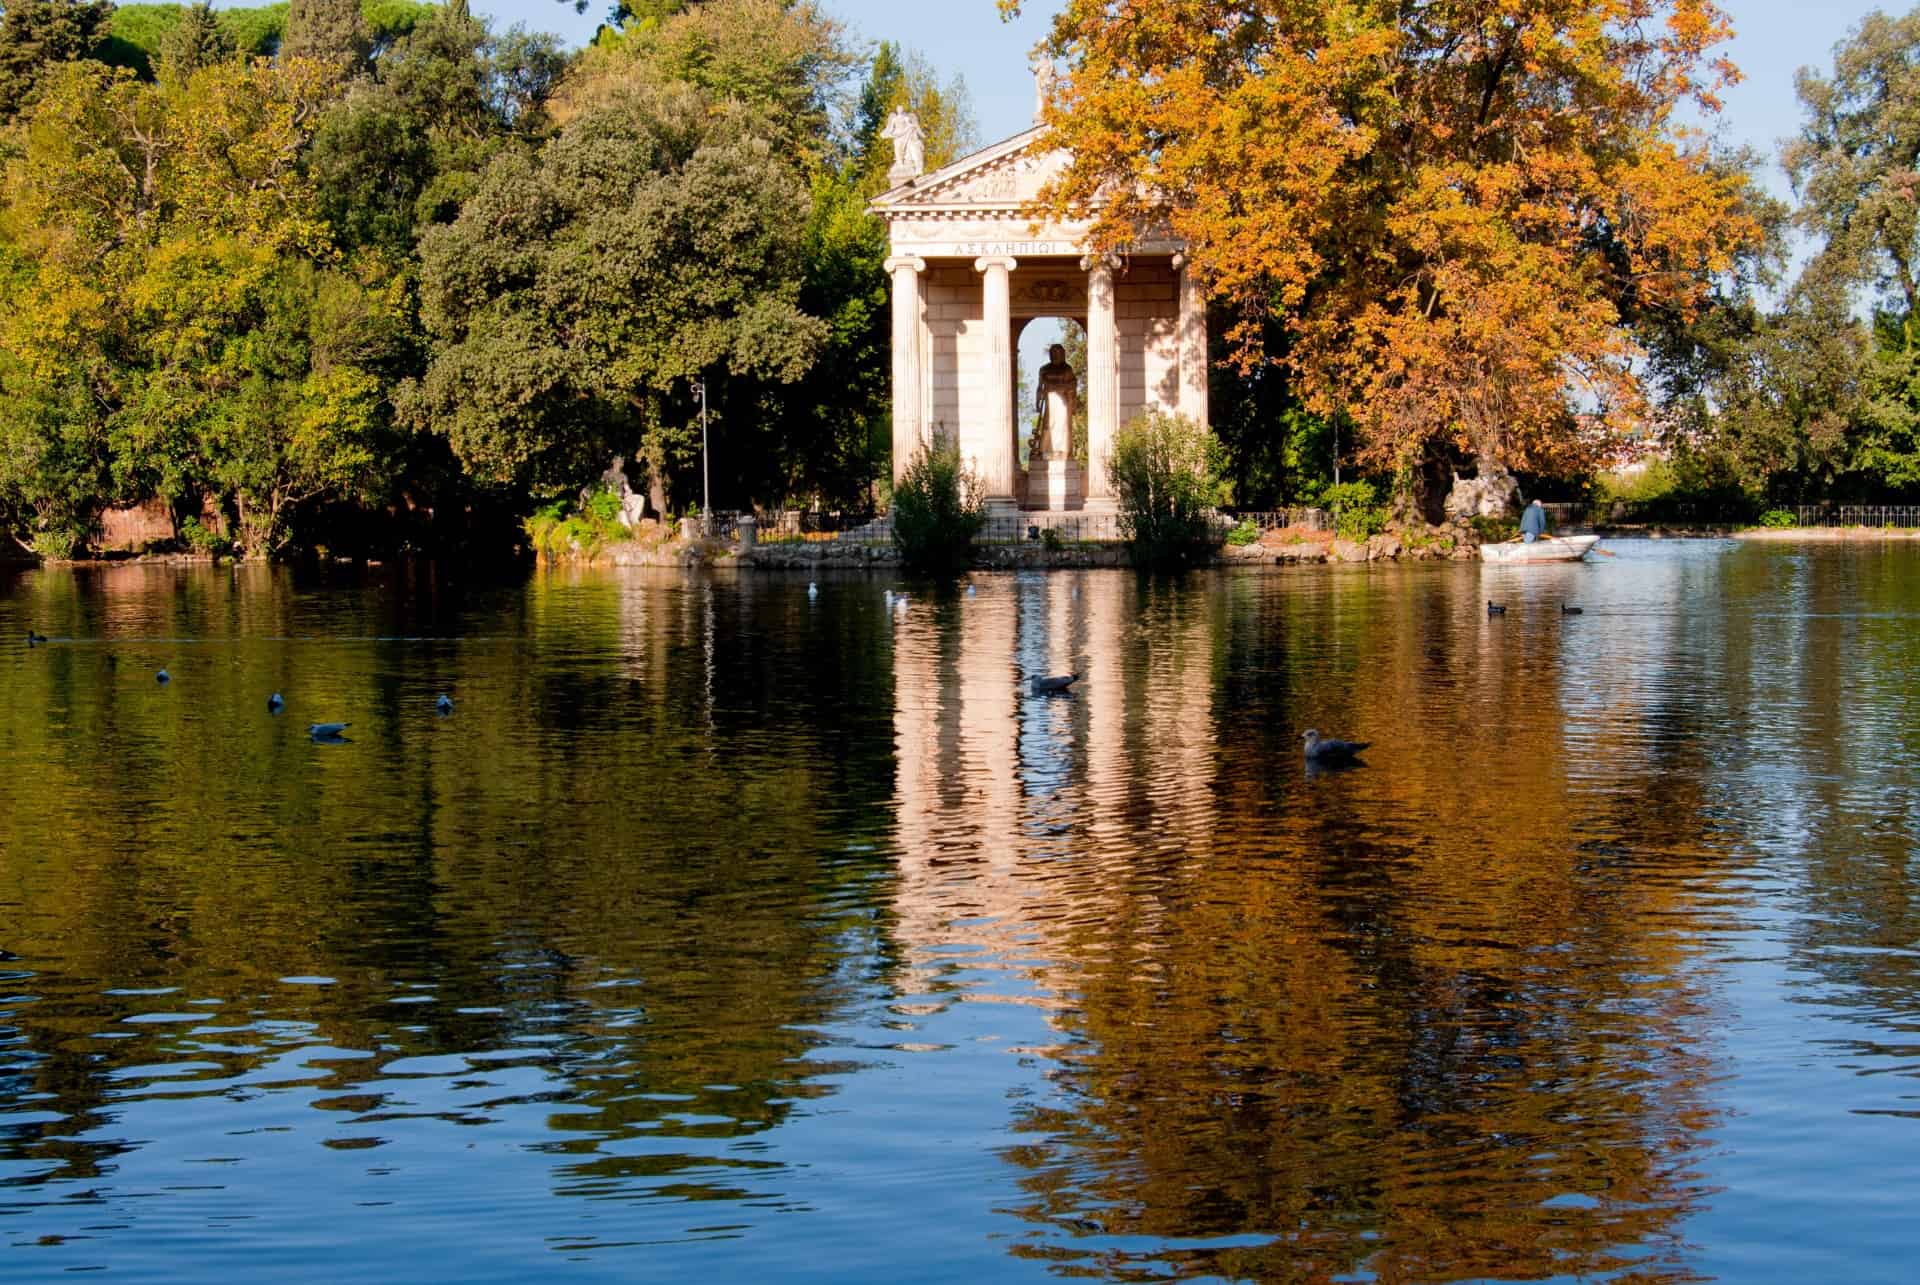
436 693 454 715
1030 673 1081 695
1302 729 1370 763
807 581 818 600
267 692 285 713
967 584 976 597
308 722 350 740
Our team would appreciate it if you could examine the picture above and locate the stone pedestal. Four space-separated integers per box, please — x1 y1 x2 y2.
1024 457 1083 512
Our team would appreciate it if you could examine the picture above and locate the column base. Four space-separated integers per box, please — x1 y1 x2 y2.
984 495 1023 518
1080 495 1119 514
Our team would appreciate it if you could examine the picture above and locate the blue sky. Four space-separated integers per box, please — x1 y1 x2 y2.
473 0 1892 199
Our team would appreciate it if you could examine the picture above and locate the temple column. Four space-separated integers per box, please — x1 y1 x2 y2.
1084 256 1118 509
973 255 1019 508
1175 254 1209 427
885 255 927 485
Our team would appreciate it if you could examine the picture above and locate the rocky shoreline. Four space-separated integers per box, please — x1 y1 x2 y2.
550 516 1491 570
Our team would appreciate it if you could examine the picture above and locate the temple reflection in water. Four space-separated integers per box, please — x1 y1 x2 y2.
885 568 1726 1281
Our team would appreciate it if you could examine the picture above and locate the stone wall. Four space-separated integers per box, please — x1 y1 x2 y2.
97 499 176 552
1115 262 1181 428
923 265 983 442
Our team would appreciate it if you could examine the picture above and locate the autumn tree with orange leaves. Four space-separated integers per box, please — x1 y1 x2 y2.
1000 0 1763 513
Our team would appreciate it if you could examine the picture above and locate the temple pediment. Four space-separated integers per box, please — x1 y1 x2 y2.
872 126 1182 260
871 126 1066 217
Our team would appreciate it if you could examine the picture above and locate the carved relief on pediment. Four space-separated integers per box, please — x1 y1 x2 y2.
912 148 1072 207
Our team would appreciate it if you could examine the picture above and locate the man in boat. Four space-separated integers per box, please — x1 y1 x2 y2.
1520 498 1548 543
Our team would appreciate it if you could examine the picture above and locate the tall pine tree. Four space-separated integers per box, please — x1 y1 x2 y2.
282 0 371 76
0 0 111 121
156 1 232 82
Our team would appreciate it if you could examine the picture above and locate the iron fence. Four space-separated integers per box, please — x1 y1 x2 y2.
1791 505 1920 527
1542 500 1920 530
740 505 1337 548
1223 507 1331 533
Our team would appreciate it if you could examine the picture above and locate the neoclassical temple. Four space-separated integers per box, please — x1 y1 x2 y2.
871 110 1208 514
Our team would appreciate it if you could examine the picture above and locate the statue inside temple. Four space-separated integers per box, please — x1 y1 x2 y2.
1032 343 1075 463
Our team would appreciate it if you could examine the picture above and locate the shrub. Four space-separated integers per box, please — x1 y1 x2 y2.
891 439 985 574
180 517 229 556
1109 411 1225 568
1317 480 1388 542
1758 508 1796 528
1225 517 1259 546
1470 514 1519 543
30 528 78 561
524 492 630 557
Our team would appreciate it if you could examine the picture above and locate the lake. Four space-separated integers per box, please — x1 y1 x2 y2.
2 541 1917 1281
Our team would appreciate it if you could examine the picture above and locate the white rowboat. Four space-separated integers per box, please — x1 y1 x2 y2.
1478 534 1600 564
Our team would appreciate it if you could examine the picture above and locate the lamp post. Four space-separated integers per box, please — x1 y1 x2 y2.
696 378 709 535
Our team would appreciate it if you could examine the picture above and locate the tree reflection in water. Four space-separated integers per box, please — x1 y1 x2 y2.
887 566 1730 1281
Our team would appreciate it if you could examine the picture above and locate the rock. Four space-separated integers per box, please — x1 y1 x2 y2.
1365 533 1401 561
1330 539 1368 563
1443 469 1521 521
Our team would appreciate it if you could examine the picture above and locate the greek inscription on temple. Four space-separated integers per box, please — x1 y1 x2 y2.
950 241 1060 258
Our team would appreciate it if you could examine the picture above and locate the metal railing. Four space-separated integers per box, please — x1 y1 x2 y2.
1790 504 1920 527
739 505 1337 549
1542 500 1920 530
1223 507 1331 533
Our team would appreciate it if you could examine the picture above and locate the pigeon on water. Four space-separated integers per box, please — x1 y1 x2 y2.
436 693 454 715
1561 603 1583 615
1486 601 1506 616
1302 729 1370 763
267 692 285 713
1030 673 1081 696
25 630 47 646
156 668 170 684
308 722 350 740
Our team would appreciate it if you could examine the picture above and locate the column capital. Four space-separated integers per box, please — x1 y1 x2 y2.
1080 252 1119 277
884 255 927 275
1170 251 1187 271
973 255 1019 275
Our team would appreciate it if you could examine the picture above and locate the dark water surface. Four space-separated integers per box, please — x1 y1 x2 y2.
2 541 1917 1281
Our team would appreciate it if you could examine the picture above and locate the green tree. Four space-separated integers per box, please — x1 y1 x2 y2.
0 0 111 121
155 1 230 81
283 0 370 75
0 56 410 555
1780 8 1920 497
751 35 973 509
558 0 856 163
407 79 828 512
1786 10 1920 332
305 3 562 257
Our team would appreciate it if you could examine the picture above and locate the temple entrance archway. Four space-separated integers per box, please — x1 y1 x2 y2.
1016 316 1088 509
